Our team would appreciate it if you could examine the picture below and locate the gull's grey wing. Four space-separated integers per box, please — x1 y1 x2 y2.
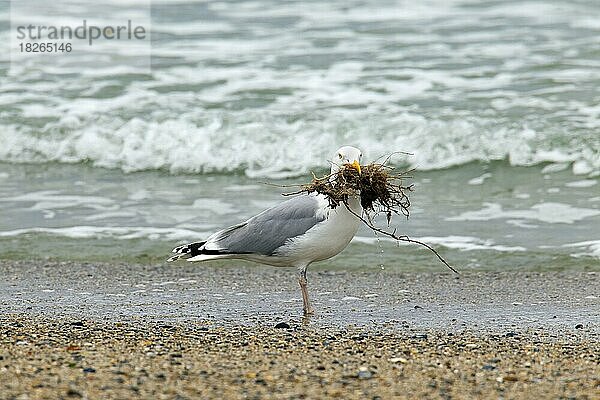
206 194 325 256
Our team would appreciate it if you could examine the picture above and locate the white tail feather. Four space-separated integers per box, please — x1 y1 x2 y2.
187 254 231 262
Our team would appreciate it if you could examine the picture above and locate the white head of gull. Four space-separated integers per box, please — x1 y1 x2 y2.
169 146 363 315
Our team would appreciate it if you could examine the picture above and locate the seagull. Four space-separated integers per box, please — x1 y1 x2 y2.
168 146 363 315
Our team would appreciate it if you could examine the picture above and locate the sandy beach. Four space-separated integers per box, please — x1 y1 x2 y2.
1 260 598 399
1 314 599 400
3 0 600 398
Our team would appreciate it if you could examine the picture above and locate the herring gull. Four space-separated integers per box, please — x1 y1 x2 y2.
168 146 363 315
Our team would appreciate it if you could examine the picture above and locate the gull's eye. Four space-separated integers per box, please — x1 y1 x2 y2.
338 153 343 160
359 153 362 158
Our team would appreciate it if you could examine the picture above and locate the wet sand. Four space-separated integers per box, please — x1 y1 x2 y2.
0 260 599 398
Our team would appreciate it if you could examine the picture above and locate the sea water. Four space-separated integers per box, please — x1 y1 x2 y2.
0 0 598 270
0 161 597 270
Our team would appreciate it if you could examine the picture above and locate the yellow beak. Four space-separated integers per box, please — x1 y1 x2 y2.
351 160 361 175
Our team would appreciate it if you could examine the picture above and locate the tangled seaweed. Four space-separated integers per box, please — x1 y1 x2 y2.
290 163 412 218
282 162 458 274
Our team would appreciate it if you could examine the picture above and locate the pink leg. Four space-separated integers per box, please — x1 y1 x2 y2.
297 266 314 315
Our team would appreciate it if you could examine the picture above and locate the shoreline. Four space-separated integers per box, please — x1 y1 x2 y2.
1 260 598 333
1 260 598 398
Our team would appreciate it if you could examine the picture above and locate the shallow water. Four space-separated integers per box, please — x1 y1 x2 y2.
0 161 598 270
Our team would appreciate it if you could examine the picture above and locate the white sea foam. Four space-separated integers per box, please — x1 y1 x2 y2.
3 104 596 178
1 0 599 177
0 191 116 211
563 240 600 259
565 180 597 188
353 235 526 252
541 163 570 174
83 211 139 222
447 202 600 224
572 160 595 176
0 226 206 241
468 173 492 185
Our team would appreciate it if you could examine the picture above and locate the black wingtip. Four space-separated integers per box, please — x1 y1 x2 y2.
169 240 210 262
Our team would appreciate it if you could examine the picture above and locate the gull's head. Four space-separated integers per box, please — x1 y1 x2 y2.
330 145 363 175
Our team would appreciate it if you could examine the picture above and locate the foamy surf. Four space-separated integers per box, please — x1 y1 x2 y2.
1 1 600 178
0 226 208 241
1 109 598 178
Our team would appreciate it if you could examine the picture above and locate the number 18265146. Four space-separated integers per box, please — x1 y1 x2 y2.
19 42 72 53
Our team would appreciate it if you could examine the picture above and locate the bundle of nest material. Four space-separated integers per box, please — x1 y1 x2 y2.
298 163 413 223
286 161 457 273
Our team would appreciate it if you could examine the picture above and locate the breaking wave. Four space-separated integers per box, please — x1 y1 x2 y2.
1 0 599 178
